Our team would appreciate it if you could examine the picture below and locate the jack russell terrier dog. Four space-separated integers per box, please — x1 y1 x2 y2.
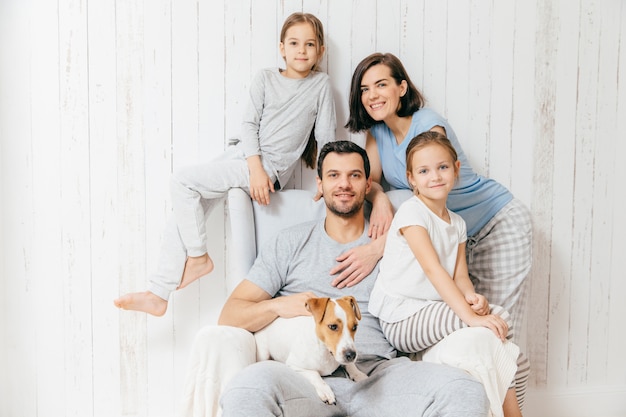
254 295 368 404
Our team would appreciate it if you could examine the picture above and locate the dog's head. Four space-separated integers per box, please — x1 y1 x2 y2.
305 296 362 364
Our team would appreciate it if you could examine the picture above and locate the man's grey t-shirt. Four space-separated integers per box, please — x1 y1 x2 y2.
247 219 396 361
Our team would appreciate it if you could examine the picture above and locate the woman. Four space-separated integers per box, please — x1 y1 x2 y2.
346 52 532 409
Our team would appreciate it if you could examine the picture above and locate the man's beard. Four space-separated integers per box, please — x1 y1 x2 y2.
325 196 364 218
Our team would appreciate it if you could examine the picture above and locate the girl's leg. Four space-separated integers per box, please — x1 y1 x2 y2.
114 214 187 316
170 146 250 258
115 147 257 315
381 302 514 353
170 147 252 290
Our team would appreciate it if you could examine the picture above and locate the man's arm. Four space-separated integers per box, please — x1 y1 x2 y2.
218 279 315 332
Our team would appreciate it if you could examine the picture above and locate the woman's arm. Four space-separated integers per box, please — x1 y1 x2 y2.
365 132 394 238
218 279 315 332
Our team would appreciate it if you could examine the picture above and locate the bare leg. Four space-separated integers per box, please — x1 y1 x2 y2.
114 291 168 317
178 253 214 290
503 387 523 417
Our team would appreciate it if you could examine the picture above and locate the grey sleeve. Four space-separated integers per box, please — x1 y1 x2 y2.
313 75 337 146
240 71 265 159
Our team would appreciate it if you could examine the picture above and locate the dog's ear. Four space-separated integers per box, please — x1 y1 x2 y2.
306 297 330 323
343 296 361 320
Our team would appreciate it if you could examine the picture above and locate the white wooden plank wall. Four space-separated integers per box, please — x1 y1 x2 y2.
1 1 625 416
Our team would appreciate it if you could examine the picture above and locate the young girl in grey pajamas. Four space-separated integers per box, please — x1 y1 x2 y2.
114 12 336 316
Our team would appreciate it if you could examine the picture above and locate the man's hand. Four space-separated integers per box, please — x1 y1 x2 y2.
330 240 383 288
273 291 317 318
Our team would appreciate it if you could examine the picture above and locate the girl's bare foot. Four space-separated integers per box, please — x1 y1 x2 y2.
114 291 168 317
178 253 214 290
503 387 523 417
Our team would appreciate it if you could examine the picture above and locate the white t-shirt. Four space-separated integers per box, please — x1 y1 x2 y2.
369 195 467 323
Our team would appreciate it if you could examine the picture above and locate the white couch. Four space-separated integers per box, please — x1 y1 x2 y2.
223 187 413 293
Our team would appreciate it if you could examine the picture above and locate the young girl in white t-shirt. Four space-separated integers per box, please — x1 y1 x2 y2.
369 131 523 417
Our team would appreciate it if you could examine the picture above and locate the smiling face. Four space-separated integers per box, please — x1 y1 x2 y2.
407 142 460 205
359 63 407 124
279 22 324 78
317 152 371 218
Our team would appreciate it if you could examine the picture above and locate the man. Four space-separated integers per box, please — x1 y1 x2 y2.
217 141 489 416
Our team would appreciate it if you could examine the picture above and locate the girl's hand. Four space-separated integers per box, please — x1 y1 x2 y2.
467 314 508 341
466 293 489 316
249 168 275 205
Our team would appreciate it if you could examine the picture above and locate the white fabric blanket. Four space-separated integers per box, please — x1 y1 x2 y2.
422 327 520 417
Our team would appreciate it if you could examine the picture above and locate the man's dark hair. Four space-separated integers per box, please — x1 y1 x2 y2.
317 140 371 179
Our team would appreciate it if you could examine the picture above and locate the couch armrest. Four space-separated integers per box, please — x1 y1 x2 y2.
225 188 256 294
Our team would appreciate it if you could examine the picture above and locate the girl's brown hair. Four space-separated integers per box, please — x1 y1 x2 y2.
346 52 425 132
280 12 325 71
406 131 459 181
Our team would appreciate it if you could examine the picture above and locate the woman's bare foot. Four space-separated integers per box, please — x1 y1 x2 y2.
178 253 214 290
114 291 168 317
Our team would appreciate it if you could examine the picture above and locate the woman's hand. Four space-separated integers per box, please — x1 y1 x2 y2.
368 196 394 239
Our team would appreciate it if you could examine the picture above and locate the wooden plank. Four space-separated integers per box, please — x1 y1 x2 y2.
169 1 204 412
143 1 176 416
543 0 579 389
444 1 470 150
28 0 66 413
528 0 560 387
115 0 148 414
586 0 621 385
327 0 352 142
376 0 401 56
224 0 252 143
252 1 278 77
57 0 95 415
544 0 579 389
350 0 377 75
86 0 122 416
198 0 228 325
607 0 626 386
399 0 425 97
466 0 491 176
510 2 536 207
0 2 39 416
421 0 447 114
488 1 515 189
567 0 600 386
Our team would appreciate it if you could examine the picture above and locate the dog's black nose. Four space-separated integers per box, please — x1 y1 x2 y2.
344 350 356 362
